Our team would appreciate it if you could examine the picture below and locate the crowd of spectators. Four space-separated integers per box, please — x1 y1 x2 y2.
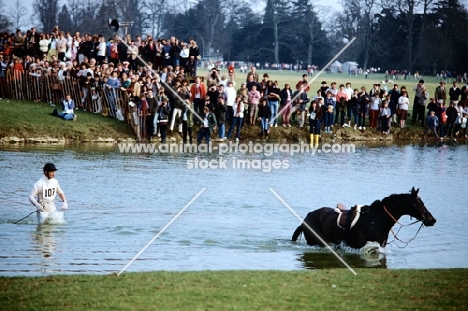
1 26 468 143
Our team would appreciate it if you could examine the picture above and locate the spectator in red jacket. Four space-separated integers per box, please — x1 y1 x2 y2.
190 76 207 119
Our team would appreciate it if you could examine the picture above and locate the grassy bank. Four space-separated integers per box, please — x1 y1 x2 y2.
0 99 134 142
1 269 467 310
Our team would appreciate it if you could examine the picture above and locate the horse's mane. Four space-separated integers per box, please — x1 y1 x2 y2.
368 193 410 209
368 199 382 208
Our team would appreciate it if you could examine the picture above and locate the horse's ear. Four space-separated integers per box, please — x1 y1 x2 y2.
411 187 419 196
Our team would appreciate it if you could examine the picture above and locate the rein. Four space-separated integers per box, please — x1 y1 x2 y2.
382 204 425 248
389 223 425 248
383 205 421 226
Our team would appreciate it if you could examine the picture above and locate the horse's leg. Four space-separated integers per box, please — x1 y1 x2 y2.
301 209 334 246
346 224 369 249
321 213 345 245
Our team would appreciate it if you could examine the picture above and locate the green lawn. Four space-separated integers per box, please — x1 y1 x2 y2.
213 68 441 103
1 269 466 310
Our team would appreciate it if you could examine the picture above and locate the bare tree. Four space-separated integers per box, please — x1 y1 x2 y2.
401 0 435 73
183 0 233 58
143 0 174 38
114 0 144 37
0 0 12 31
221 2 257 60
66 0 82 30
339 0 380 71
11 0 28 30
262 0 292 64
295 0 324 66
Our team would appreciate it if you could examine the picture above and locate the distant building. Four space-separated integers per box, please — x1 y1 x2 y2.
329 60 342 73
342 61 359 74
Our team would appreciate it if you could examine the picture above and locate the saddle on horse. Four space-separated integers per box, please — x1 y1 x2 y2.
334 203 363 230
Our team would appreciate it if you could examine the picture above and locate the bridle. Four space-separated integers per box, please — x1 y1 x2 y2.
383 204 423 226
382 203 425 248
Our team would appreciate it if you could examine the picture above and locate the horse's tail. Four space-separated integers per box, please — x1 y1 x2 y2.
292 225 303 242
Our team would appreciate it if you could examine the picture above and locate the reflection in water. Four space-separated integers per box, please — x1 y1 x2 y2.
298 250 387 269
31 225 59 271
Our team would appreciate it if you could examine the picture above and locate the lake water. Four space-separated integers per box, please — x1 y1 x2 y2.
0 142 467 276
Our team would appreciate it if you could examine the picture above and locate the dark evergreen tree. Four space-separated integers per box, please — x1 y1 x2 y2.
372 9 406 70
430 0 468 72
289 0 330 67
260 0 292 64
57 5 73 32
33 0 59 32
229 21 264 63
76 0 101 35
221 4 259 61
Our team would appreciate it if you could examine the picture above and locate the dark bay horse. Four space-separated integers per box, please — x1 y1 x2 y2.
292 187 436 249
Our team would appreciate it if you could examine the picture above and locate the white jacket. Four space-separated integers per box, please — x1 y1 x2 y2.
29 176 64 212
233 101 245 118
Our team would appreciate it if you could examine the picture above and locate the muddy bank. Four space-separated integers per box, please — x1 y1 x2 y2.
0 124 465 145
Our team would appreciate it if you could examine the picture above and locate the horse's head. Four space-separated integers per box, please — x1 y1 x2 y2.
408 187 436 226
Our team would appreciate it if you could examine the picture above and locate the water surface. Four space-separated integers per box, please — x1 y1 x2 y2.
0 142 466 276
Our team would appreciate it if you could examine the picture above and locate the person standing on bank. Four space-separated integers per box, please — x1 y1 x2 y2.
434 81 447 103
214 96 227 141
188 39 200 77
412 79 428 126
449 81 461 103
181 99 194 144
424 110 439 140
308 100 322 145
197 106 217 144
380 100 392 134
157 96 171 143
226 95 245 142
257 97 271 139
398 90 410 129
29 163 68 224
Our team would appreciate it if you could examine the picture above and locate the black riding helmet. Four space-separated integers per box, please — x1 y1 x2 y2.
43 163 58 172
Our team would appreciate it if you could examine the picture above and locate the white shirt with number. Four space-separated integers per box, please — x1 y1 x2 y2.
29 176 64 212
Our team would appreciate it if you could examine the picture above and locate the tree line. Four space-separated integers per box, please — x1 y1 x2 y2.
2 0 467 74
